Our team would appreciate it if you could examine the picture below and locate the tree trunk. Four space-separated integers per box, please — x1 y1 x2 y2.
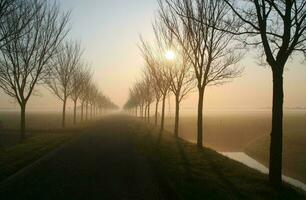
197 88 205 148
81 101 84 122
73 100 77 125
90 104 93 118
144 105 147 121
145 106 147 120
155 100 159 126
62 98 67 128
174 97 180 138
160 94 166 132
85 103 88 121
20 103 26 141
269 69 284 186
148 103 150 123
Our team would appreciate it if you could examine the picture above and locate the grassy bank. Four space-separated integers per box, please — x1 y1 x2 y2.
245 132 306 184
0 133 78 182
130 119 305 199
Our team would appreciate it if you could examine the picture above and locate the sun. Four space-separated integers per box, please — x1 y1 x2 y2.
165 50 175 61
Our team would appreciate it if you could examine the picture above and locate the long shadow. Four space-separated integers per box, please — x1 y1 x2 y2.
141 127 181 200
156 130 163 146
172 134 244 198
203 149 245 199
175 138 192 174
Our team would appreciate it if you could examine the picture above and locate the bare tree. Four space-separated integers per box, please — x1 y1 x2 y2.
124 78 154 121
79 70 92 122
88 84 98 119
0 0 33 48
151 75 162 125
0 0 69 140
159 0 242 147
125 87 139 117
82 83 117 119
222 0 306 186
142 70 154 123
154 18 195 137
154 68 169 132
84 83 91 121
0 0 15 20
134 81 146 118
46 41 82 128
132 84 143 118
97 93 117 113
139 37 171 131
70 64 82 125
70 62 89 124
164 50 195 137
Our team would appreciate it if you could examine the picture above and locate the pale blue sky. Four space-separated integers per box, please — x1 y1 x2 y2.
0 0 305 110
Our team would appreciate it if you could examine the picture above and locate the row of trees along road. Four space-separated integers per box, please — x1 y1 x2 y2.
0 0 118 140
45 44 117 128
125 0 306 187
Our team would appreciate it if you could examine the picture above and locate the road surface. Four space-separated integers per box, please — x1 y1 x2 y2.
0 116 166 200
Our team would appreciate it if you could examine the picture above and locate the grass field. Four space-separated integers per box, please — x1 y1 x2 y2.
130 118 305 199
0 133 78 182
0 111 76 130
0 111 88 182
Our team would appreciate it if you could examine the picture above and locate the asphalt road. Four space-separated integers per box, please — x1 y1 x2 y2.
0 116 165 200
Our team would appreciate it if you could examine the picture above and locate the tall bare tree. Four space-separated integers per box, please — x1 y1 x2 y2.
132 84 143 117
46 41 82 128
88 83 98 119
164 51 194 137
140 36 171 131
223 0 306 186
84 83 91 121
79 69 92 122
159 0 242 147
134 81 146 118
154 19 195 137
70 62 89 124
0 0 34 48
0 0 15 21
151 75 162 126
154 68 170 132
140 45 162 125
142 70 154 123
0 0 69 140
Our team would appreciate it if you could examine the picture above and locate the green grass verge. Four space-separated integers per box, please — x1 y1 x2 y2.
129 119 305 200
0 133 77 182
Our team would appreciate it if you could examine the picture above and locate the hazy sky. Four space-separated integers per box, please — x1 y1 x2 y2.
0 0 305 111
